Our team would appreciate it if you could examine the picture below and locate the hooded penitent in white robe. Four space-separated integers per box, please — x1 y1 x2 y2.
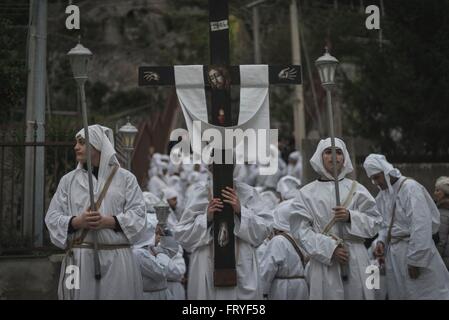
145 190 186 300
363 154 449 300
255 145 284 191
259 199 309 300
287 151 303 181
184 171 201 200
234 164 249 184
255 192 277 271
252 145 281 190
132 213 172 300
259 190 281 211
246 164 259 187
45 125 146 300
166 245 187 300
173 180 272 300
161 187 183 229
276 175 301 201
147 159 169 199
167 175 185 208
290 138 382 300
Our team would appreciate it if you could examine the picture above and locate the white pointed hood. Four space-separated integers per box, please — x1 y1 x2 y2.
76 124 119 188
276 175 301 200
363 153 402 194
310 137 353 180
260 190 281 210
273 199 295 233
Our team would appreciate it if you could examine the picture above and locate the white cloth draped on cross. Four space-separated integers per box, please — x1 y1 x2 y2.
174 65 271 162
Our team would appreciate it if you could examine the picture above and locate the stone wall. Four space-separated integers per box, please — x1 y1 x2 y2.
0 254 62 300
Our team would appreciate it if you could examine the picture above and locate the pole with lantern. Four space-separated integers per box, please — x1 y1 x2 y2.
118 117 138 171
315 47 349 281
67 38 102 280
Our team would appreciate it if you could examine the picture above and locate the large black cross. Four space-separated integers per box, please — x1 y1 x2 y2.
138 0 301 287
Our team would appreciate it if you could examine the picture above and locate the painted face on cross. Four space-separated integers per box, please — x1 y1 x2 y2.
208 67 230 90
209 69 225 88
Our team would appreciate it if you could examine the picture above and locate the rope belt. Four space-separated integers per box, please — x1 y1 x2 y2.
342 235 365 243
390 235 410 245
144 287 168 293
275 275 305 280
71 242 131 250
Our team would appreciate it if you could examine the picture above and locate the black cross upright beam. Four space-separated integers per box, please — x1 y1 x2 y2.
138 0 302 287
208 0 237 287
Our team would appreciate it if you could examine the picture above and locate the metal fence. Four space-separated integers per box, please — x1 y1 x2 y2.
0 123 132 256
0 126 74 255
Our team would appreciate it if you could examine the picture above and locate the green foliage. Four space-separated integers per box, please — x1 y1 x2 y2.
105 88 155 113
2 0 448 161
0 16 27 124
343 0 449 159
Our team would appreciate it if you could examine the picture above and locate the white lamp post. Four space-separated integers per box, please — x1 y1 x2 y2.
315 48 340 192
315 47 339 90
315 47 348 281
119 117 138 171
67 39 101 280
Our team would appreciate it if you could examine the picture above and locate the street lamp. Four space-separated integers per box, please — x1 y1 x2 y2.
119 117 138 171
67 40 93 86
67 39 102 280
315 47 339 90
315 48 348 281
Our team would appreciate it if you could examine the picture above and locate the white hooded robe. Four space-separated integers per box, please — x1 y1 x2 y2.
173 181 272 299
364 154 449 300
290 138 382 300
259 199 309 300
45 125 146 300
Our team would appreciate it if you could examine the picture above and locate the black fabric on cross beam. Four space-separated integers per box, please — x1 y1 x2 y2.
138 65 302 87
